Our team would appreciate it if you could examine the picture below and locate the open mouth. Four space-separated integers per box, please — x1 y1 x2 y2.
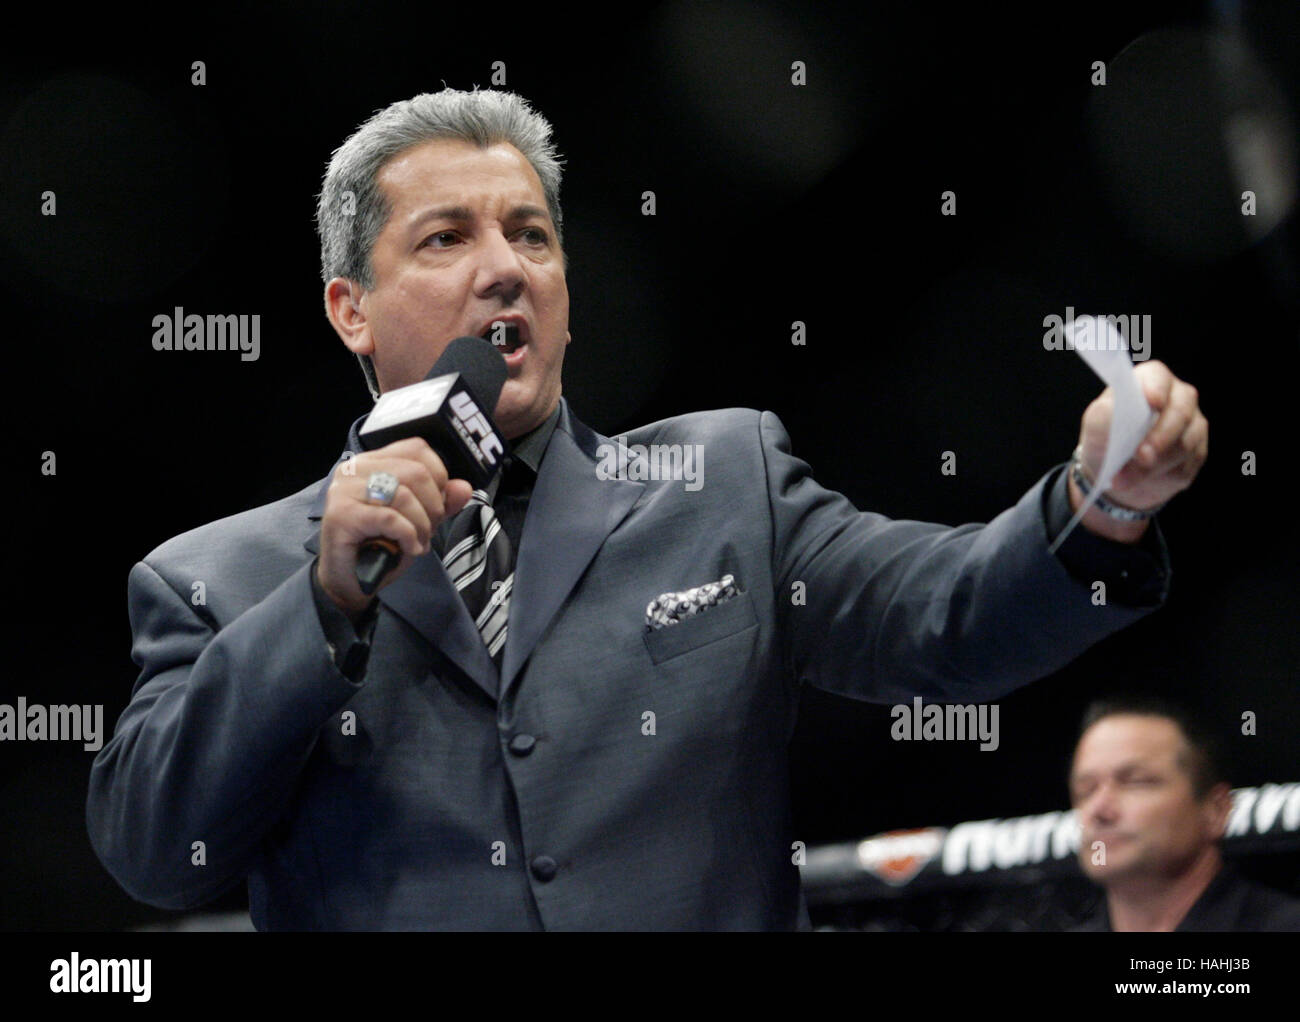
481 322 523 354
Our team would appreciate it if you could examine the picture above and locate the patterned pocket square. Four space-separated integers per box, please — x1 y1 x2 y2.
645 574 740 631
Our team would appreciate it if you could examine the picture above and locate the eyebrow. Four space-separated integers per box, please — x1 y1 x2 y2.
407 204 551 231
1070 761 1158 787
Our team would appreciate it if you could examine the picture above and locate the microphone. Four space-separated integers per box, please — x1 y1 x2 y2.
353 336 509 595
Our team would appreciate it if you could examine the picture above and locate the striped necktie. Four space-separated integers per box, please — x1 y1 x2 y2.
441 485 513 665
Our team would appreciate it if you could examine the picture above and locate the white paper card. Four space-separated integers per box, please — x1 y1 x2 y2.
1047 316 1159 554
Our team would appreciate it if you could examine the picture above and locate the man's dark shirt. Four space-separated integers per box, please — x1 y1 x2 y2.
307 406 1167 680
1072 863 1300 931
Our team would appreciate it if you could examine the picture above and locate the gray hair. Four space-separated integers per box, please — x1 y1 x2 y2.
315 88 566 400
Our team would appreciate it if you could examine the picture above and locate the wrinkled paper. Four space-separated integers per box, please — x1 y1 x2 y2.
1047 316 1159 555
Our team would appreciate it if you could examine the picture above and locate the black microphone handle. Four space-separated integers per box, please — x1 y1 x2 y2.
350 335 507 596
355 538 402 596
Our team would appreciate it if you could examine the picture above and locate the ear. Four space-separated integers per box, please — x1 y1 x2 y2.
324 277 374 356
1203 782 1233 840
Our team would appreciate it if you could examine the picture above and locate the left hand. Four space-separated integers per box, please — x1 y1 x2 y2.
1076 359 1208 511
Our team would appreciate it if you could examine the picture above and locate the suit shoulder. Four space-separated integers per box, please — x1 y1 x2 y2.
141 477 322 572
619 407 766 444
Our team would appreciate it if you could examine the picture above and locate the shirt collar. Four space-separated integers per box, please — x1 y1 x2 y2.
508 401 560 475
1175 862 1241 930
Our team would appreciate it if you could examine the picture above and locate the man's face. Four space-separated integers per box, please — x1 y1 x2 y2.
1069 715 1227 886
342 138 570 439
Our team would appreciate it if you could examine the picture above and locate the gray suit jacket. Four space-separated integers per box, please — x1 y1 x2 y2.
87 398 1167 929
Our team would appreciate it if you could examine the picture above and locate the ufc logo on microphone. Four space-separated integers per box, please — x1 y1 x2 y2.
449 391 504 465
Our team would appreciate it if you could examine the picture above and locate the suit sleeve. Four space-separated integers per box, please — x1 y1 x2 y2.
759 410 1170 705
86 557 366 910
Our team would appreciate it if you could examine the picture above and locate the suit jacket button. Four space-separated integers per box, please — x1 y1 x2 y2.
508 733 536 756
531 855 558 882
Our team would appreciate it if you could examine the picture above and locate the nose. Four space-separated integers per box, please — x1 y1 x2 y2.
473 227 526 303
1080 781 1120 830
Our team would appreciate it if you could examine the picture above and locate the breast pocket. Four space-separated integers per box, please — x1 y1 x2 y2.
641 590 759 665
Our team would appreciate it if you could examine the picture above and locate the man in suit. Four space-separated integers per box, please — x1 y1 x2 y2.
1069 696 1300 931
86 88 1208 930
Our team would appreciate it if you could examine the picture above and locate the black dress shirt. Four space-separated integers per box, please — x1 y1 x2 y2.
1072 864 1300 931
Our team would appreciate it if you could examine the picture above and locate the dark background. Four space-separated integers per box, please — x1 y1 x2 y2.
1 0 1296 929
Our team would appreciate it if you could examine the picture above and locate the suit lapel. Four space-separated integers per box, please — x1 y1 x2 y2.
499 401 643 696
372 540 500 700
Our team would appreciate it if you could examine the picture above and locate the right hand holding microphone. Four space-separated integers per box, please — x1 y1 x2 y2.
316 438 473 621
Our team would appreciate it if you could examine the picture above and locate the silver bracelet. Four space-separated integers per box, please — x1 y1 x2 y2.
1070 446 1165 521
